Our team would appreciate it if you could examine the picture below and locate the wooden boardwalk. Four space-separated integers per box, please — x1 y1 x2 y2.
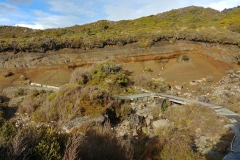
116 92 238 116
117 92 240 159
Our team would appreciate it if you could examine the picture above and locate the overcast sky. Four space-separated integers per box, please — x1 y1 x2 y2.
0 0 239 29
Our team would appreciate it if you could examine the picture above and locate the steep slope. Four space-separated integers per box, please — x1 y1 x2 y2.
0 40 239 88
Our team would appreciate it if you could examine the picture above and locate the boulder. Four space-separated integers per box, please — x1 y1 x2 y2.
145 118 151 126
136 110 143 117
175 85 183 90
122 120 130 127
92 115 105 124
143 97 148 102
189 80 198 85
132 130 138 136
2 71 13 77
152 119 170 129
199 136 207 145
147 114 153 120
142 113 148 118
137 103 144 110
198 95 211 103
229 118 237 124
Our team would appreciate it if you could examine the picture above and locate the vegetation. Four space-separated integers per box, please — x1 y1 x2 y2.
159 140 204 160
0 121 67 160
0 120 132 160
133 104 229 160
206 76 214 82
74 123 133 160
1 6 240 53
0 4 239 160
0 60 234 159
134 73 170 92
164 104 227 137
178 54 190 62
16 61 131 122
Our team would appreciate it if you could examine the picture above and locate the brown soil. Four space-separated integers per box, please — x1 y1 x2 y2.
122 52 238 86
0 40 239 90
0 66 72 88
25 67 72 86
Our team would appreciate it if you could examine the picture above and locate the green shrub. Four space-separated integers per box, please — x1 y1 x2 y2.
19 75 27 81
150 79 170 92
15 88 26 96
89 61 122 84
161 101 168 113
116 73 128 86
32 85 116 122
178 54 190 62
34 127 61 160
120 103 132 119
48 93 56 102
206 76 213 82
1 7 240 53
144 67 153 73
0 124 68 160
0 121 16 140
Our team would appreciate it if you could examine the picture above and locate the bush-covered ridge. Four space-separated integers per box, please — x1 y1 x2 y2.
0 6 240 53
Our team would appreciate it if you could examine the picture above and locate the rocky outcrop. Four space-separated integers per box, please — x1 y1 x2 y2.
0 40 239 70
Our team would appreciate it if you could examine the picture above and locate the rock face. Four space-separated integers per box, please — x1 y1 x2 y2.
209 70 240 109
62 115 106 133
0 40 239 70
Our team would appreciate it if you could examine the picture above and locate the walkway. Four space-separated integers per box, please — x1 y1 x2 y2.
117 92 240 159
116 92 238 116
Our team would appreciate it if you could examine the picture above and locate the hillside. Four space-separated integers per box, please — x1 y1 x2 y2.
0 6 240 53
1 5 240 160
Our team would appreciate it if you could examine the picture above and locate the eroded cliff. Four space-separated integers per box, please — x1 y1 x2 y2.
0 40 239 71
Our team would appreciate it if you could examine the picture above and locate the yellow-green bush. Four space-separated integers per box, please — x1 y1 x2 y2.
160 140 204 160
1 6 240 53
34 127 62 160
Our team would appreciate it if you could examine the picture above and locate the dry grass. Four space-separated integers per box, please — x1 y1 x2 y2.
32 85 115 122
133 73 152 87
164 104 227 137
160 140 204 160
78 123 133 160
18 89 50 114
69 67 93 84
62 133 85 160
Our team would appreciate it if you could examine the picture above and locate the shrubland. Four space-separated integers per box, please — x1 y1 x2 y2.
0 120 132 160
133 104 230 160
1 6 240 53
0 61 234 159
17 61 132 123
134 73 170 92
